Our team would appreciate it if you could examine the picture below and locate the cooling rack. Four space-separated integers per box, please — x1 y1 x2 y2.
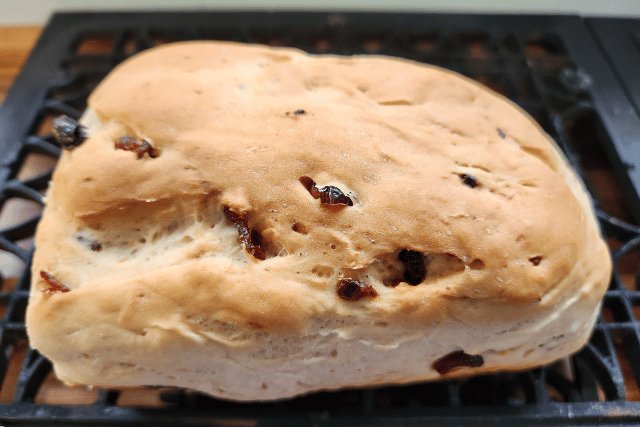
2 11 640 426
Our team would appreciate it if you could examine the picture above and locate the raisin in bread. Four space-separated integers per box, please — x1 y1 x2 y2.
26 41 612 401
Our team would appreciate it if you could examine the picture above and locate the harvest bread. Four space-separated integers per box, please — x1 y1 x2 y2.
27 41 611 401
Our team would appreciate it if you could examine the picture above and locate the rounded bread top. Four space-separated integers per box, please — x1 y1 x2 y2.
37 41 610 334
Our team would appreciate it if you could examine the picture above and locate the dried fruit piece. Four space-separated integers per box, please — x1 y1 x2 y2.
459 173 479 188
299 176 353 207
52 115 88 150
115 136 158 159
399 250 426 285
432 350 484 375
77 236 102 252
318 186 353 207
40 271 71 293
529 256 542 266
223 206 266 260
299 176 318 197
497 128 506 139
337 279 377 301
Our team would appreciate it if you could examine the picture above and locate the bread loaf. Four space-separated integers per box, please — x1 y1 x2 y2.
26 41 611 401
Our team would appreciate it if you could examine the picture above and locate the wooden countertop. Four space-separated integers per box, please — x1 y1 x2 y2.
0 26 43 104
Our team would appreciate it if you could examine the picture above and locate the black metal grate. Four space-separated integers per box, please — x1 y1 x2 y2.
2 11 640 426
584 18 640 222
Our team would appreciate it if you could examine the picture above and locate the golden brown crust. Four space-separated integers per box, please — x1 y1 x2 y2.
26 41 611 400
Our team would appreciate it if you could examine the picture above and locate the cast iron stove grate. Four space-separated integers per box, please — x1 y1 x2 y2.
2 11 640 426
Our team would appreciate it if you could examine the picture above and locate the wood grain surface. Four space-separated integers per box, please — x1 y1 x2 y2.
0 26 42 104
